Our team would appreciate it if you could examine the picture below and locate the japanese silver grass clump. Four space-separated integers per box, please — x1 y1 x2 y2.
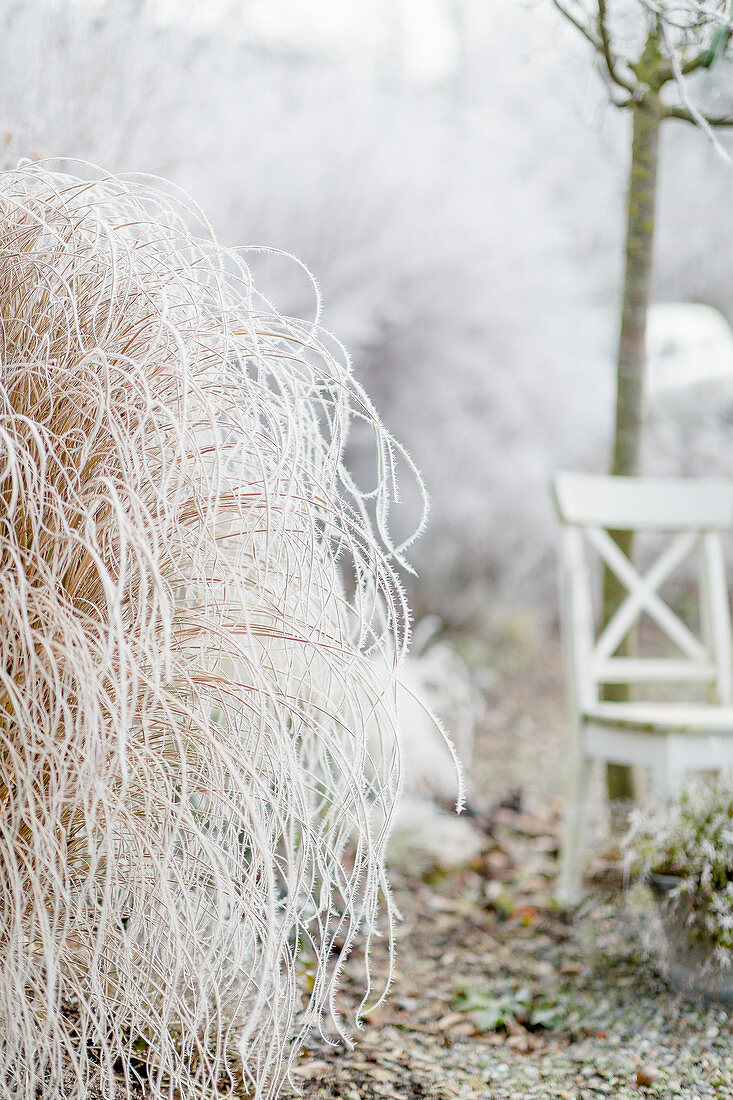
0 161 427 1099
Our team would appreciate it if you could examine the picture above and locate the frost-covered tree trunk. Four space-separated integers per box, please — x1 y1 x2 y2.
603 40 663 806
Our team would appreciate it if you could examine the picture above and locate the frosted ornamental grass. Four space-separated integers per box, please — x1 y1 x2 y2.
0 161 431 1099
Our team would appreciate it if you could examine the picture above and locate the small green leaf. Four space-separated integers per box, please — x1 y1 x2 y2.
701 26 731 68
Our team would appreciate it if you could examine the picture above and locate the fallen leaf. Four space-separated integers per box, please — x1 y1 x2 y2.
436 1012 465 1031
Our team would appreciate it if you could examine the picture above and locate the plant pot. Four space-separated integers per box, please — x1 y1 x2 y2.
649 872 733 1008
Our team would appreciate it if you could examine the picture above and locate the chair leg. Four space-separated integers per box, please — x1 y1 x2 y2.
557 747 592 906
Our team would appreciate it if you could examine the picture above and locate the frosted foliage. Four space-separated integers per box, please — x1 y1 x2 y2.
4 0 733 621
0 0 620 619
0 162 425 1099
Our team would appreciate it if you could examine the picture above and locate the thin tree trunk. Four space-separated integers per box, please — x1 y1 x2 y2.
603 90 661 810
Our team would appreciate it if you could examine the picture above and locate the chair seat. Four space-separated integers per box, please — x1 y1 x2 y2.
584 700 733 733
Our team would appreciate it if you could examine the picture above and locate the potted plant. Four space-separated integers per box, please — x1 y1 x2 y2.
626 780 733 1006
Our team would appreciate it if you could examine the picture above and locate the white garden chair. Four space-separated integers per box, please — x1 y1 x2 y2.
553 471 733 903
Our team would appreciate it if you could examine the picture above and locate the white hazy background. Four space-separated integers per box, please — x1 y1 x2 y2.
3 0 733 627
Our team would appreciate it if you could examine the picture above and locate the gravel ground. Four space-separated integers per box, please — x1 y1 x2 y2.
280 629 733 1100
85 628 733 1098
283 813 733 1100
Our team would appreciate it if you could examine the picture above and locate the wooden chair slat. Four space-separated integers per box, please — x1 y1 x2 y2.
588 528 704 662
591 658 716 683
554 471 733 530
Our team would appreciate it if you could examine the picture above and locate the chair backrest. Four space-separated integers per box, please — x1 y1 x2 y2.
553 472 733 708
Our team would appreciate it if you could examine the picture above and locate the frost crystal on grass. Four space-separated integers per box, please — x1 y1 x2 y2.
0 161 426 1098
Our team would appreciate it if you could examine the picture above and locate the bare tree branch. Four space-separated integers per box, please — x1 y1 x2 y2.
658 46 715 84
680 49 713 76
665 104 733 125
659 17 729 160
550 0 601 52
597 0 637 91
